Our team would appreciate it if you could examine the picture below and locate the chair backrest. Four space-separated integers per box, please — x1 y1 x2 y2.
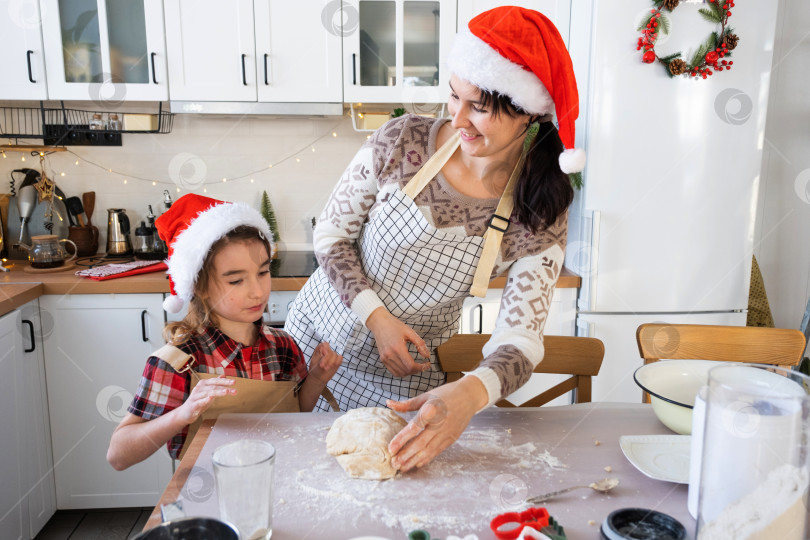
636 323 807 402
436 334 605 407
636 323 806 366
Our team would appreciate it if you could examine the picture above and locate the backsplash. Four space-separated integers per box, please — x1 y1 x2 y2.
1 112 369 251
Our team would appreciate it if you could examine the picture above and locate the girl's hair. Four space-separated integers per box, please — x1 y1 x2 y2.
476 90 574 232
163 225 272 345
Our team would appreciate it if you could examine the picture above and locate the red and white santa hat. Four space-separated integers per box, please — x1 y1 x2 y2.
447 6 585 174
155 193 272 313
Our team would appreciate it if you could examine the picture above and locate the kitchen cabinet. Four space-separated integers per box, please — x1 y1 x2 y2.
40 0 168 101
163 0 342 103
460 286 578 406
0 309 26 540
456 0 571 45
0 1 49 99
40 293 173 509
0 301 56 539
18 300 57 537
342 0 456 104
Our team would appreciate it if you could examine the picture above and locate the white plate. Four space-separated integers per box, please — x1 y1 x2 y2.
619 435 691 484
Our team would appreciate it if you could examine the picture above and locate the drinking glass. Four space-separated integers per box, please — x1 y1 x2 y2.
213 439 276 540
696 363 809 539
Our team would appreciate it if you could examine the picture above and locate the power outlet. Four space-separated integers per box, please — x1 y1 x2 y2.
43 124 122 146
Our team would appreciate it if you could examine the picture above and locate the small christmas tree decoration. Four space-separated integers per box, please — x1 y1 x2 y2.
260 191 281 244
636 0 739 80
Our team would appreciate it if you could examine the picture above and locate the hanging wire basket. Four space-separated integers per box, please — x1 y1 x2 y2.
0 101 174 140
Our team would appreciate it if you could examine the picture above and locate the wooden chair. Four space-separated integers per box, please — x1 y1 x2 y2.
636 323 807 402
436 334 605 407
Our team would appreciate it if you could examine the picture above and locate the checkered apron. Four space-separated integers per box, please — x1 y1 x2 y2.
286 134 498 411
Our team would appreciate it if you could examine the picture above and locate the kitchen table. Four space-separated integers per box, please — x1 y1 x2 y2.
144 404 695 539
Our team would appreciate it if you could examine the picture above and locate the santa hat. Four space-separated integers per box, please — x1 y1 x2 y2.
155 194 272 313
447 6 585 174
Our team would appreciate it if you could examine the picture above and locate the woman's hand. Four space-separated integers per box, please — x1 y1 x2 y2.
308 342 343 386
366 307 431 377
175 375 236 426
386 375 489 471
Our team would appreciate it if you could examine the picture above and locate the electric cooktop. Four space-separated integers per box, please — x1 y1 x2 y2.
271 250 318 278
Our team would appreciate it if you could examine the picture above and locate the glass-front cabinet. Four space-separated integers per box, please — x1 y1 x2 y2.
343 0 456 103
40 0 168 101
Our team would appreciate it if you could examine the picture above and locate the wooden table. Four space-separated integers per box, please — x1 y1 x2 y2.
145 404 695 539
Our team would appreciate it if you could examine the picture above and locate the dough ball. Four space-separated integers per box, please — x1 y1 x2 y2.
326 407 408 480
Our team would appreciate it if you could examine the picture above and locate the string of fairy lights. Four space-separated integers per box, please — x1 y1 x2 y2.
1 118 368 193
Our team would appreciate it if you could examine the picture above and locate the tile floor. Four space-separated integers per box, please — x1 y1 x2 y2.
34 507 152 539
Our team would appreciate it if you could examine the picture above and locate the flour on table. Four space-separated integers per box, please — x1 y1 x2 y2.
326 407 407 480
290 422 566 534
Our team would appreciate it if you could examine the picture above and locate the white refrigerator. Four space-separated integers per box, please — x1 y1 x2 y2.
566 1 780 402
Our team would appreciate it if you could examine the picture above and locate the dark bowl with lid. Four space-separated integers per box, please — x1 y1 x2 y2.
601 508 686 540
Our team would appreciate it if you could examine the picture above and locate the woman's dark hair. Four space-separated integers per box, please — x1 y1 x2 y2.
477 90 574 232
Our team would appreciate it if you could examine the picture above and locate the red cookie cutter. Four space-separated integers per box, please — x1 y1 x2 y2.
490 507 550 540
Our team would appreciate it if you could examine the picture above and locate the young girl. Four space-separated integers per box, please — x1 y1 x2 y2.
107 194 341 471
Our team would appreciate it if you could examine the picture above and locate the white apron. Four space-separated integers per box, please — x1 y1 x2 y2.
286 131 523 411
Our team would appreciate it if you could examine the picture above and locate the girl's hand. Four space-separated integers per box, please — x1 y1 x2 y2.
308 342 342 386
175 376 236 426
386 376 488 471
366 308 431 377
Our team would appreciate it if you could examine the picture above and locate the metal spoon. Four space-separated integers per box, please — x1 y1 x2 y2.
526 477 619 504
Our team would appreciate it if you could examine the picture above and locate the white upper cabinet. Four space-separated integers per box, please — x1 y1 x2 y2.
456 0 571 45
254 0 342 102
0 1 49 99
40 0 169 101
164 0 342 103
163 0 256 102
342 0 456 104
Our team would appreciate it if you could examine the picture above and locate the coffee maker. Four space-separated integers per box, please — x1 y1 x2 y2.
106 208 133 256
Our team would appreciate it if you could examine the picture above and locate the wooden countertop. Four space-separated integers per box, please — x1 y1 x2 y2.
0 259 580 317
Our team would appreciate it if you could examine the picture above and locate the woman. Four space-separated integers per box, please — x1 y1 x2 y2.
285 6 584 470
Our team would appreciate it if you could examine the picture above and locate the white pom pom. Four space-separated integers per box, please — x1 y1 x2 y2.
163 295 185 313
559 148 586 174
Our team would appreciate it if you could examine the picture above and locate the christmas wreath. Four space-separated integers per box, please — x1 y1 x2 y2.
637 0 739 79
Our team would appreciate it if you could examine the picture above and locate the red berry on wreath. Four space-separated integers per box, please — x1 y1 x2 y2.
728 61 733 65
727 11 731 16
642 51 656 64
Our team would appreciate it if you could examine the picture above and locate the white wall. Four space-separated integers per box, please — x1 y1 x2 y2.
755 0 810 350
1 109 368 251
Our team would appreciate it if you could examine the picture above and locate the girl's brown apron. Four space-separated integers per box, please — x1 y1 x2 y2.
151 343 337 459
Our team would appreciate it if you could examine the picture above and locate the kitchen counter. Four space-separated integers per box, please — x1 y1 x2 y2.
0 259 580 317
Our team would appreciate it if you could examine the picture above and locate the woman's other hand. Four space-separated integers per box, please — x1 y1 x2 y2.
366 307 431 377
308 342 343 385
176 375 235 426
386 375 488 471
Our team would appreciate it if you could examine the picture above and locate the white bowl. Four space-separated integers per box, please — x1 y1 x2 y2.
633 360 717 435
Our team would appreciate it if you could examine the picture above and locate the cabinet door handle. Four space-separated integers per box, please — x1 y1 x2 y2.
352 53 357 85
22 319 35 353
26 50 35 83
241 54 248 86
473 304 484 334
264 53 269 85
150 52 158 84
141 310 149 342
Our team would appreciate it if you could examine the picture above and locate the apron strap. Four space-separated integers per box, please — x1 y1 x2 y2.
401 131 461 200
402 126 535 298
151 343 196 375
469 148 528 297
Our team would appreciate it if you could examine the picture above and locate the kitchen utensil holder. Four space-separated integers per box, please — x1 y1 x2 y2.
0 101 174 145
